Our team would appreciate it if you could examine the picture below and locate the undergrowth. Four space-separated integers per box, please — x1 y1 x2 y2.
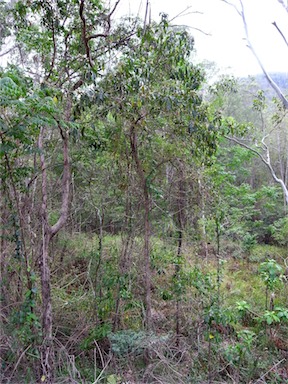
1 234 288 383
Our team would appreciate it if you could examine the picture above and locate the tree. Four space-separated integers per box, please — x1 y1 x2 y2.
84 16 221 329
221 0 288 208
1 0 133 381
0 66 63 382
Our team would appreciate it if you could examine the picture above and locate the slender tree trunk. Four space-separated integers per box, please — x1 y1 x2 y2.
129 123 152 330
92 208 103 325
38 127 54 383
114 180 134 331
143 182 152 330
40 228 53 383
175 165 185 344
198 171 208 258
175 228 182 342
38 122 70 383
215 217 221 306
0 181 8 364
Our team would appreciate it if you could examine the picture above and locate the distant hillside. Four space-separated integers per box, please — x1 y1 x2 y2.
236 72 288 105
254 72 288 91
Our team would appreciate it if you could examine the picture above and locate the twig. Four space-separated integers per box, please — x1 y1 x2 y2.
92 353 112 383
169 6 203 23
272 21 288 49
225 135 288 204
221 0 241 16
277 0 288 12
177 25 211 36
253 358 285 383
108 0 121 19
94 340 105 369
0 46 16 57
7 345 31 384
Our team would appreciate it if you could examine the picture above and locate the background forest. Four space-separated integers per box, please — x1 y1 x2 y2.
0 0 288 383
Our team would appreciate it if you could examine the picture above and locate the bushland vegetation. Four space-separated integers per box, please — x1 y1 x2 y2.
0 1 288 383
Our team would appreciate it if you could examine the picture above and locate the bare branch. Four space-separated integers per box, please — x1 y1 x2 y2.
169 6 203 23
0 46 16 57
177 25 211 36
225 135 268 164
277 0 288 13
226 135 288 203
247 49 288 109
108 0 121 19
50 126 70 237
236 0 288 109
143 0 150 35
79 0 122 67
79 0 95 69
260 134 270 152
221 0 241 16
7 345 32 383
272 21 288 49
86 33 108 41
254 359 286 384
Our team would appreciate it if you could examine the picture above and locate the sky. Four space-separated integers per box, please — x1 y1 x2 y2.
112 0 288 77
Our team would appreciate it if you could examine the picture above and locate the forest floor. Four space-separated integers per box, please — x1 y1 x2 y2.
2 234 288 383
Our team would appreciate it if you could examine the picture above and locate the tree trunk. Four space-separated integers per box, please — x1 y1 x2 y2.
0 181 8 365
40 228 53 383
175 164 185 343
143 181 152 330
114 182 134 331
129 123 152 330
198 171 208 258
38 123 70 383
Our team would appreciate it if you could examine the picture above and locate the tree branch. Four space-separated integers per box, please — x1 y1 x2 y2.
277 0 288 13
225 135 268 164
38 127 49 228
221 0 241 17
45 19 57 81
254 359 286 384
50 125 70 237
169 7 203 23
79 0 121 68
108 0 122 19
143 0 150 35
178 25 211 36
226 135 288 204
223 0 288 109
240 1 288 108
272 21 288 49
79 0 94 69
0 46 16 57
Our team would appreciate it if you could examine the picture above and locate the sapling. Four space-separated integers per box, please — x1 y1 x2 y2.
259 259 283 310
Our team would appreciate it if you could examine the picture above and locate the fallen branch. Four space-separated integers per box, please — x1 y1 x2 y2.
253 358 285 383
